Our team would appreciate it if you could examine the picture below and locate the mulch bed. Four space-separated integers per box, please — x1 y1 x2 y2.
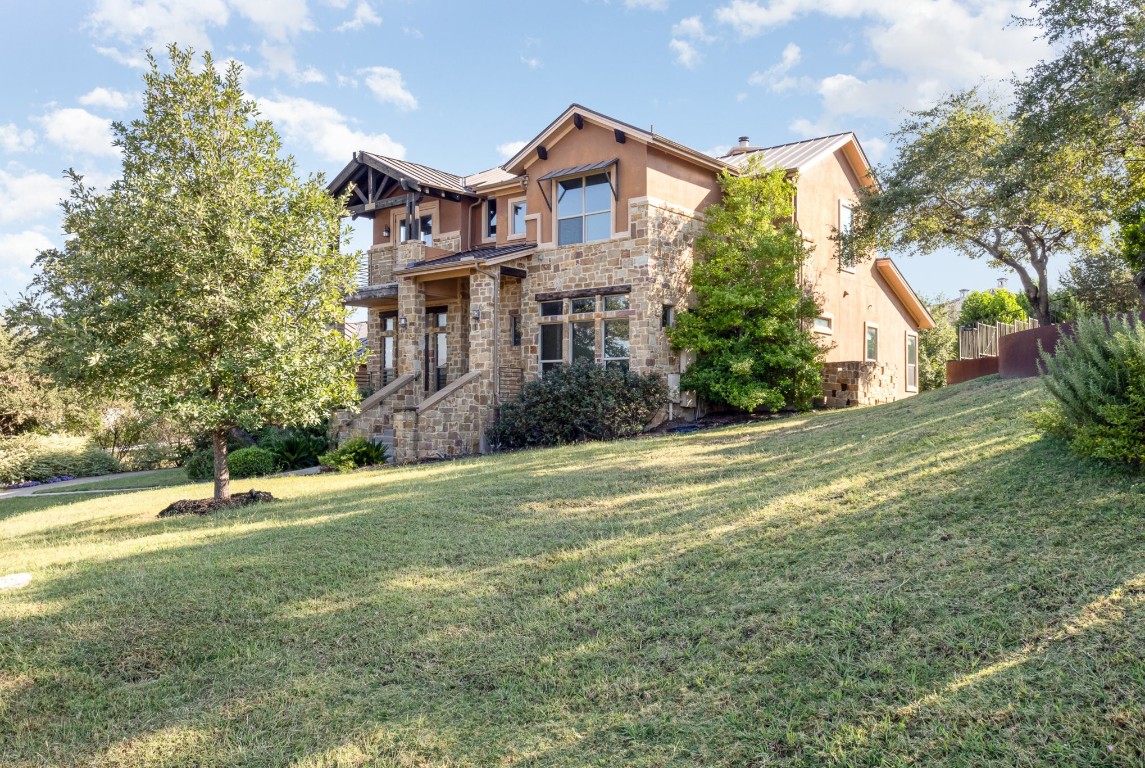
157 489 275 518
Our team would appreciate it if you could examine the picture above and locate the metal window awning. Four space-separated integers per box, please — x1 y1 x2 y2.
536 158 619 210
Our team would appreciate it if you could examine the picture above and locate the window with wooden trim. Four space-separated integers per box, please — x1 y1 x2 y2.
400 214 433 246
557 173 611 246
534 289 631 373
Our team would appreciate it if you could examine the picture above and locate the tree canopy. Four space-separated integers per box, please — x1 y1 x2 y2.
13 47 359 499
835 91 1113 325
956 289 1029 328
668 158 825 412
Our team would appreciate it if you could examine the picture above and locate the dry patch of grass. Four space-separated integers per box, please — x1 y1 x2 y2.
1 376 1142 766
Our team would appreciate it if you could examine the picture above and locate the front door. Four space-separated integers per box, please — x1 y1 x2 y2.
424 308 447 392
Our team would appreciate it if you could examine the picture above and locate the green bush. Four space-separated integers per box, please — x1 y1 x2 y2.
0 435 121 486
183 450 215 482
957 288 1028 327
487 363 668 449
1037 314 1145 465
228 447 277 478
265 429 329 470
319 436 388 472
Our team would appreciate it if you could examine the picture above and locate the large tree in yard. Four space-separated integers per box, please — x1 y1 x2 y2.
835 91 1114 325
14 47 359 500
668 158 825 412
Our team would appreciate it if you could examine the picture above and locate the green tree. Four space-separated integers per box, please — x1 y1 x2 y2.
1117 204 1145 305
0 320 66 435
956 289 1029 328
668 158 825 412
917 296 957 391
836 91 1113 325
13 47 358 500
1061 246 1142 315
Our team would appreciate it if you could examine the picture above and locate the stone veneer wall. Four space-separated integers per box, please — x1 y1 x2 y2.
413 372 488 460
333 375 418 443
821 361 899 407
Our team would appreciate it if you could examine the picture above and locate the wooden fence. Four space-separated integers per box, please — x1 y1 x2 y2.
958 318 1039 359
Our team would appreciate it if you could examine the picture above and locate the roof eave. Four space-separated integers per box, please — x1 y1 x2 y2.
874 257 935 330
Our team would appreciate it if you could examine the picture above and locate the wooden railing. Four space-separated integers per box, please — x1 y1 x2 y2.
959 318 1039 359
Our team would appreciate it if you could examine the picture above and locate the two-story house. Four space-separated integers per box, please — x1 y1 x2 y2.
329 104 933 462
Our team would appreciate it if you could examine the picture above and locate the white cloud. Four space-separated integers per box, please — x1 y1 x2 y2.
357 67 417 110
93 45 149 69
672 15 714 41
625 0 667 10
335 1 381 31
0 125 36 153
0 168 72 224
257 43 326 84
0 229 56 300
748 42 801 92
35 108 120 158
703 144 731 158
87 0 312 57
862 136 888 162
78 87 133 111
256 95 405 162
520 54 542 69
669 38 700 68
403 26 423 39
496 140 527 160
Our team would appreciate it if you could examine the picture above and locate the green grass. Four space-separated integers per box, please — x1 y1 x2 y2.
1 376 1142 767
30 468 195 494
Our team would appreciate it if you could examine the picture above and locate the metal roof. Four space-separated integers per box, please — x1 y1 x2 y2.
401 241 536 272
358 152 469 194
536 158 618 182
463 166 521 190
720 133 855 172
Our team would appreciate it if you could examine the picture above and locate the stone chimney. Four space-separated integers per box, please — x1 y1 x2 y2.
959 288 969 300
738 136 750 148
997 277 1008 290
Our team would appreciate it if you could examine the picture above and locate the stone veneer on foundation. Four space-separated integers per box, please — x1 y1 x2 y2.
820 361 900 407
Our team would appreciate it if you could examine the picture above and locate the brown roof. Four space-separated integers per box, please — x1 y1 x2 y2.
400 242 536 273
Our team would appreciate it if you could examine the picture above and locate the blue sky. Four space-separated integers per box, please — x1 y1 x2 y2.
0 0 1054 307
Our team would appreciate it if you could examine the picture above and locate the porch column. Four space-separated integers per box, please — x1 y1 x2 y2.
469 269 498 450
390 275 425 464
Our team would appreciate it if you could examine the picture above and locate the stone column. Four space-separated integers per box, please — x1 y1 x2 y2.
468 269 498 450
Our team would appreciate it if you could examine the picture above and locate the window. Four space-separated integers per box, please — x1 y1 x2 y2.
813 315 833 334
380 312 397 385
425 309 447 391
510 199 527 237
906 332 919 392
510 313 521 347
865 323 879 361
400 214 433 246
661 305 675 329
557 173 611 246
570 297 595 314
540 300 563 317
571 321 595 363
540 324 563 373
603 319 630 371
603 293 629 311
485 199 497 239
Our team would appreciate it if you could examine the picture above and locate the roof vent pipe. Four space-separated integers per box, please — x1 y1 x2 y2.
738 136 750 148
997 277 1008 289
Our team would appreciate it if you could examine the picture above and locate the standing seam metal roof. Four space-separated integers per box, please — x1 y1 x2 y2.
719 133 854 172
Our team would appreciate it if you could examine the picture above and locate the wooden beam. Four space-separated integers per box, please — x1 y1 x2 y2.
535 284 630 302
500 265 527 279
346 192 422 217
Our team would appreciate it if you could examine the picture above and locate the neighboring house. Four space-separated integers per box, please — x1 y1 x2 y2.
329 104 933 462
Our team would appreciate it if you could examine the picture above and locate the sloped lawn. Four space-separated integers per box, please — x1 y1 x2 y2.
0 376 1141 767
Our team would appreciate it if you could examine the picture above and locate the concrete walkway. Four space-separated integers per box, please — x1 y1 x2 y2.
0 469 173 500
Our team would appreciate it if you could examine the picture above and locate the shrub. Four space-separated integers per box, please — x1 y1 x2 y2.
1037 314 1145 465
228 447 277 479
183 450 215 482
319 436 388 472
487 363 668 449
957 288 1028 328
0 435 121 486
264 429 329 470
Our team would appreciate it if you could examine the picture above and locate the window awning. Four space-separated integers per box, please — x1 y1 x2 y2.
536 157 618 182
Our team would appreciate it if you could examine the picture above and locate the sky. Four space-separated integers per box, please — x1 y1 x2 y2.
0 0 1057 308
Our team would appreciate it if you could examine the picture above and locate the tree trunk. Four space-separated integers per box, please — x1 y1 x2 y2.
211 428 230 500
1136 269 1145 310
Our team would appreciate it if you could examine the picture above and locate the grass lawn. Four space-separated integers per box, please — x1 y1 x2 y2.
0 376 1142 767
31 468 196 494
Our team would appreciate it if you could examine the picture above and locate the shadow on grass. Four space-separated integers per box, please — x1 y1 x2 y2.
1 377 1143 766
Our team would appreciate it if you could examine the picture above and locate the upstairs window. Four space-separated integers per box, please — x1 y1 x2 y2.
557 173 611 246
485 199 497 239
865 323 879 361
510 200 527 237
400 214 433 246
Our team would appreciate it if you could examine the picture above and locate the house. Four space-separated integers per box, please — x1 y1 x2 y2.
328 104 933 462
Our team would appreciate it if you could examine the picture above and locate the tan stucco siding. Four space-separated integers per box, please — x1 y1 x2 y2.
797 149 919 396
645 146 721 213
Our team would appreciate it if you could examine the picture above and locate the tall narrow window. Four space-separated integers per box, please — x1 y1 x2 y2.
510 200 527 237
510 314 521 347
865 324 879 362
540 324 563 374
603 319 630 372
380 313 397 385
557 173 611 246
485 199 497 239
906 332 919 392
425 309 447 391
571 321 595 364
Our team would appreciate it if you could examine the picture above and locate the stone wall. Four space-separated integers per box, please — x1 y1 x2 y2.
821 361 899 407
368 243 397 286
333 374 417 444
412 371 488 461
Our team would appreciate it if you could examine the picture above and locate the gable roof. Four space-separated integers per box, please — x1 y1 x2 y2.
720 132 870 174
875 258 935 330
502 103 732 176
